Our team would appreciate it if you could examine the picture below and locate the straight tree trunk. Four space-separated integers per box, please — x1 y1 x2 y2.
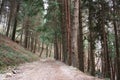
6 0 13 36
11 1 20 41
20 29 23 45
54 33 59 60
78 0 84 72
58 0 68 63
0 0 4 14
46 44 49 57
66 0 72 66
24 17 29 48
87 44 90 72
71 0 79 68
33 37 37 53
88 0 95 75
63 0 72 65
112 0 120 79
100 1 111 78
27 36 31 50
0 0 5 21
49 44 52 57
31 36 34 52
39 42 44 57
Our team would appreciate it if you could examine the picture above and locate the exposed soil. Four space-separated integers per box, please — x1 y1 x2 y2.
1 59 103 80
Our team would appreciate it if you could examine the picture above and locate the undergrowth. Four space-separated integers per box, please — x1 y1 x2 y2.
0 44 38 73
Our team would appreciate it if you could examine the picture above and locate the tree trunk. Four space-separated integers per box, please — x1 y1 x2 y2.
54 33 59 60
112 0 120 79
46 44 49 57
88 0 95 75
100 1 110 78
11 1 20 41
24 17 29 48
49 44 52 57
0 0 5 22
71 0 79 68
78 0 84 72
39 42 44 57
57 0 68 63
6 0 13 36
61 0 68 63
31 36 34 52
33 37 37 53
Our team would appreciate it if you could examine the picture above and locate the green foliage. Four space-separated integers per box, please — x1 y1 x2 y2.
36 0 62 45
108 32 116 60
21 0 44 17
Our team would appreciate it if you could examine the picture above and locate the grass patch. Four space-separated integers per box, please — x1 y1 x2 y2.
0 44 38 73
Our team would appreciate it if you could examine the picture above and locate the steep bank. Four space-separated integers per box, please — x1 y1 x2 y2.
0 34 38 72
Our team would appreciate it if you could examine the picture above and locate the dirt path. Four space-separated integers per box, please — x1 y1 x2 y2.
1 59 103 80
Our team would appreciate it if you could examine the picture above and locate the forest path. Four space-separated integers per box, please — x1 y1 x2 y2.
1 59 103 80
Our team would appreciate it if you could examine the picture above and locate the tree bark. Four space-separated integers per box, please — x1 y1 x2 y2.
54 33 59 60
78 0 84 72
71 0 79 68
6 0 13 36
11 1 20 41
112 0 120 79
24 17 29 48
88 0 95 75
0 0 5 21
39 42 44 57
100 1 110 78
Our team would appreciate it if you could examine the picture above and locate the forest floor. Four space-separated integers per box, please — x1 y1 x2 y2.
0 59 103 80
0 34 38 73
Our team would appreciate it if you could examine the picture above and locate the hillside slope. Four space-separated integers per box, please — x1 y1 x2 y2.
0 34 38 72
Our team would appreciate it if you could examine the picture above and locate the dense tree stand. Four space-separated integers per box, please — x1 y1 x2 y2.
0 0 120 80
